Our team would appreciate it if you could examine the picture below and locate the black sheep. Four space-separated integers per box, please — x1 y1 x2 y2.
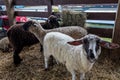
7 15 59 65
42 15 59 29
7 23 39 65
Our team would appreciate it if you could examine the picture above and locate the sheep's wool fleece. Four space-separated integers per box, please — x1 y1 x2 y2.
44 32 94 73
30 22 87 45
0 37 9 50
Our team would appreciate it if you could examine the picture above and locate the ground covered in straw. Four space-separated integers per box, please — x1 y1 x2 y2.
0 43 120 80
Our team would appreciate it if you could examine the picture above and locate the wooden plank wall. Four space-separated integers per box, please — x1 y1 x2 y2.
0 0 118 19
0 0 118 38
52 0 118 38
53 0 118 4
0 0 52 17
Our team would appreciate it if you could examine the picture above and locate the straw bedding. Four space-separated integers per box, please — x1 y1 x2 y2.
0 43 120 80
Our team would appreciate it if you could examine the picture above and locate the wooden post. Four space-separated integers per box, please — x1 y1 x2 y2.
112 0 120 44
46 0 53 16
4 0 16 26
111 0 120 58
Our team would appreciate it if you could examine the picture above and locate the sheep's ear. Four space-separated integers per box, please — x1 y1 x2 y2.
23 21 33 31
99 40 120 49
47 20 50 23
67 39 83 46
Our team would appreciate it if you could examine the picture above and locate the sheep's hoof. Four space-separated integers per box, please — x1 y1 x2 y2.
44 68 49 71
40 48 43 52
14 63 20 67
14 59 23 66
49 56 56 66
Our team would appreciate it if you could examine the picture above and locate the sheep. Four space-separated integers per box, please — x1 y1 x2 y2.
7 15 60 65
41 15 60 29
43 32 119 80
23 20 87 46
0 37 11 52
7 23 39 65
22 20 88 67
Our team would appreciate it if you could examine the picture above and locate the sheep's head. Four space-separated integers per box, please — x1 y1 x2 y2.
22 21 33 31
22 20 42 32
67 34 119 63
47 15 60 28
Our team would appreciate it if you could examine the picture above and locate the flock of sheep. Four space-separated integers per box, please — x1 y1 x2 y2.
0 15 119 80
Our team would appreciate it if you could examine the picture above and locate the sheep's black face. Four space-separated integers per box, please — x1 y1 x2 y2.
48 15 59 28
83 35 101 63
22 21 34 31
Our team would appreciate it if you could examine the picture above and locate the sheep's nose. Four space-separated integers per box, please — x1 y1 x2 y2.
89 49 95 59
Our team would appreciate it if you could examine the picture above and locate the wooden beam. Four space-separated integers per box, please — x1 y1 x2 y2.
87 28 113 38
14 0 50 5
1 0 118 5
14 0 52 17
4 0 16 26
47 0 52 15
87 13 116 20
16 12 116 20
53 0 118 5
109 0 120 60
1 11 116 20
112 0 120 44
15 12 49 17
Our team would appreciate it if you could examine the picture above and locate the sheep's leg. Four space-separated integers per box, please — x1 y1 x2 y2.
66 62 76 80
44 56 49 70
49 56 57 66
71 71 76 80
55 59 59 64
80 73 85 80
13 47 23 65
40 44 43 52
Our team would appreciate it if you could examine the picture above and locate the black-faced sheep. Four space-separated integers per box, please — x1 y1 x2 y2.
41 15 60 29
43 32 119 80
7 15 60 65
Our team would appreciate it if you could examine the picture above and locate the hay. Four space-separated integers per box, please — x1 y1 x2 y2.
61 10 86 27
0 43 120 80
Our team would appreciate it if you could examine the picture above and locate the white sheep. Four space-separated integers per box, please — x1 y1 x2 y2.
43 32 119 80
0 37 11 52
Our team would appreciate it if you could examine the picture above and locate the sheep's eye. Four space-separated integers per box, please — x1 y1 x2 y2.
83 38 88 44
33 24 37 27
96 39 100 44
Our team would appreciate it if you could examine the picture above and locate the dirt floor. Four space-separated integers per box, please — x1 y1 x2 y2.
0 43 120 80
